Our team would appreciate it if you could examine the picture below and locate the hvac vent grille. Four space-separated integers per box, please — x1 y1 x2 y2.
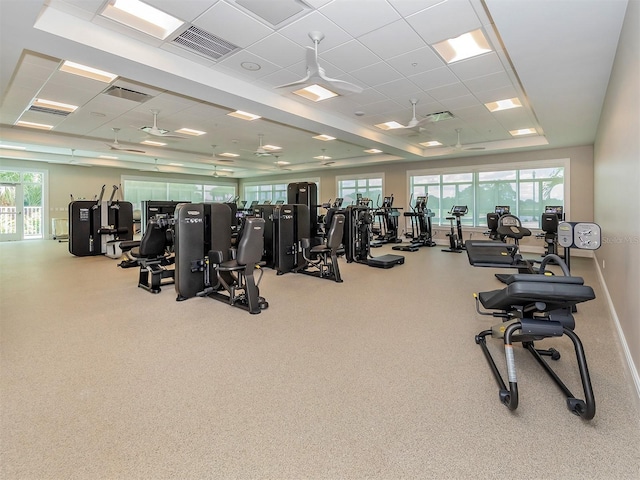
28 105 71 116
103 85 152 103
172 26 240 61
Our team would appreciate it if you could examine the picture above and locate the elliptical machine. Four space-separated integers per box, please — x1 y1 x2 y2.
441 205 468 253
536 205 563 257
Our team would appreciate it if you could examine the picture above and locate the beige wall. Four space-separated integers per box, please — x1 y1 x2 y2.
593 0 640 388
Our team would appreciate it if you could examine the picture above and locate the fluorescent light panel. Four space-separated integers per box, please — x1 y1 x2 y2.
262 144 282 151
314 155 332 160
420 141 443 147
15 121 53 130
485 98 522 112
510 128 537 136
141 140 166 146
432 29 492 64
219 152 239 158
0 144 27 150
364 148 383 154
227 110 261 121
275 160 290 165
59 61 118 83
99 155 118 159
175 128 206 136
101 0 184 40
293 84 338 102
313 134 336 141
33 98 78 113
375 121 405 130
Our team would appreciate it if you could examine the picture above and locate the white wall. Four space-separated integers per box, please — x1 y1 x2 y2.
593 0 640 393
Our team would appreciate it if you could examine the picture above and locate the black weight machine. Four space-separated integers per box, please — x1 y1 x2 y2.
68 184 134 258
173 203 268 314
343 205 404 269
295 213 346 282
393 195 436 252
485 205 511 241
441 205 468 253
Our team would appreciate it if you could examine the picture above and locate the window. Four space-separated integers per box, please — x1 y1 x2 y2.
409 162 566 228
0 169 46 240
122 177 236 212
337 174 384 206
242 178 320 205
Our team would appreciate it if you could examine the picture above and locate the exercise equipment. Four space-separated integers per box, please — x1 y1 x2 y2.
119 215 175 294
343 205 404 269
68 184 133 257
441 205 468 253
393 195 436 251
371 195 402 247
472 254 596 419
536 206 564 257
485 205 511 241
287 182 319 238
173 203 268 314
295 213 345 282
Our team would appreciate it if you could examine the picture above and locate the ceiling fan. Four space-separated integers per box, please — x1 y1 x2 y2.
209 144 234 163
447 128 486 153
250 134 277 157
273 155 291 171
106 128 146 153
397 99 431 129
140 110 185 138
275 31 364 95
212 165 230 177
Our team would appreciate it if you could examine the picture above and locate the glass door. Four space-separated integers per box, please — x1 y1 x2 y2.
0 183 23 241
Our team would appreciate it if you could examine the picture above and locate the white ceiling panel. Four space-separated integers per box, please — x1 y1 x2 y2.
0 0 628 178
319 0 401 38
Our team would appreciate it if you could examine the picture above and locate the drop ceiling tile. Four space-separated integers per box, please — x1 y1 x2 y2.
193 1 273 48
373 78 423 100
322 40 382 73
449 52 504 81
145 0 218 23
386 0 447 17
409 66 459 90
349 62 402 88
217 50 282 79
278 11 351 50
386 46 444 76
406 0 482 44
358 19 426 60
473 85 520 104
464 71 512 95
427 82 471 102
245 33 306 69
319 0 401 38
439 94 479 111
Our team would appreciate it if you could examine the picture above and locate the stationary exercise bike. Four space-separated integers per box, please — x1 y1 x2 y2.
442 205 468 253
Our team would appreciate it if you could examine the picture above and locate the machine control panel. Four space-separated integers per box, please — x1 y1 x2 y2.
558 222 601 250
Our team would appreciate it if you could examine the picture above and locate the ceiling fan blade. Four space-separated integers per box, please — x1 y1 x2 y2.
316 73 363 94
275 72 312 89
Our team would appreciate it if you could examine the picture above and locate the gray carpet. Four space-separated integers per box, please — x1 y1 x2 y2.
1 240 639 479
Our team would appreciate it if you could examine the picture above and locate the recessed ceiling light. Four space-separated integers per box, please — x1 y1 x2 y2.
485 98 523 112
101 0 184 40
293 84 338 102
262 144 282 151
15 121 53 130
314 154 332 160
227 110 261 121
169 162 183 166
420 141 443 147
99 155 118 159
509 128 537 136
313 134 336 141
141 140 167 146
175 128 206 136
59 61 118 83
375 121 405 130
219 152 239 158
0 144 27 150
432 29 492 64
364 148 383 154
32 98 78 113
275 160 290 166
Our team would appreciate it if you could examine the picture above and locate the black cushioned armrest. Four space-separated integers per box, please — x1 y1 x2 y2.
503 274 584 285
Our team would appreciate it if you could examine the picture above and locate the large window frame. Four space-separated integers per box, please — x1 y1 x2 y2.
408 159 569 228
242 177 321 205
336 173 385 207
0 167 48 240
122 175 237 213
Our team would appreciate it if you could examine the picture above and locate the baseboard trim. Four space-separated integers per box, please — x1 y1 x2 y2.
593 255 640 407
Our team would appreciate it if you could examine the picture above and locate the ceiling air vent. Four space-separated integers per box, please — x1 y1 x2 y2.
103 85 153 103
171 25 240 61
28 105 71 116
424 111 454 122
